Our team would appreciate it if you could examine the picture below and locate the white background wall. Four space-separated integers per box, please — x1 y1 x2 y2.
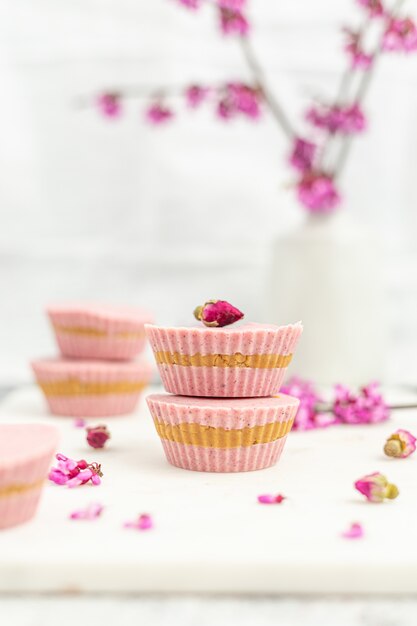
0 0 417 383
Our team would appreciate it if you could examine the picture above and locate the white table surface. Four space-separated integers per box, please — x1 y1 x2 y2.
1 385 417 624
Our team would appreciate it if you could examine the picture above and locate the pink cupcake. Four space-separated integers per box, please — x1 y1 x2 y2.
47 303 153 360
32 358 152 417
147 393 299 472
145 322 303 397
0 424 59 529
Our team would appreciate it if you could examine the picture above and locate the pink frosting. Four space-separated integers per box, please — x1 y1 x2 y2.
145 322 302 356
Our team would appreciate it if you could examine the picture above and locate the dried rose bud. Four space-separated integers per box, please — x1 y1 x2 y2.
384 429 416 458
86 425 111 449
193 300 244 327
354 472 399 503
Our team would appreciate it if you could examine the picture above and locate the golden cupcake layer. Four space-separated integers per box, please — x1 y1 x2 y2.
53 325 144 339
154 351 293 369
38 379 147 397
0 479 44 498
153 418 294 448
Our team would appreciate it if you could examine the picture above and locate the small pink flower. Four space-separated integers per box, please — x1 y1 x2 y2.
357 0 384 18
219 8 249 36
217 0 246 9
69 502 104 521
194 299 244 327
297 172 341 213
146 102 174 125
306 103 366 135
97 93 122 118
216 83 262 120
49 454 103 488
333 382 389 425
185 85 209 108
86 425 110 449
281 377 326 430
124 513 154 531
257 494 286 504
344 29 374 69
289 138 317 173
176 0 201 9
384 429 416 458
383 17 417 53
354 472 399 503
342 522 364 539
73 418 86 429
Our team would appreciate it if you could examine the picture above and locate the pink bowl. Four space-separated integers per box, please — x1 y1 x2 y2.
47 303 153 360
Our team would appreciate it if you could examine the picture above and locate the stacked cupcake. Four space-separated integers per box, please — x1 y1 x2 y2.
146 300 303 472
32 304 153 418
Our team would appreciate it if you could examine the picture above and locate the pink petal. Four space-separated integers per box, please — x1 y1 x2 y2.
257 494 285 504
69 502 104 520
342 522 364 539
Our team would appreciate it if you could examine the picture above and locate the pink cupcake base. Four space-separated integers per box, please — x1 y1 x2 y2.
160 437 288 472
44 394 140 418
158 365 287 398
0 489 43 530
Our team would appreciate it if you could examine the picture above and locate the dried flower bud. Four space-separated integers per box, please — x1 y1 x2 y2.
354 472 399 503
384 429 416 458
86 425 111 449
193 300 244 327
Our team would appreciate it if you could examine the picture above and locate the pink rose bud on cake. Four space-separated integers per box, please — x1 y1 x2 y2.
194 299 244 327
86 425 110 449
384 429 416 458
354 472 399 503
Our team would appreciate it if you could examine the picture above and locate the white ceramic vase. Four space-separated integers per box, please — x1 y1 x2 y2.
268 211 385 386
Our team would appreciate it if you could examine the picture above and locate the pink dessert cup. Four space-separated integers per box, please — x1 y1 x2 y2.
32 358 152 417
47 303 153 360
146 393 299 472
0 424 59 530
145 322 302 398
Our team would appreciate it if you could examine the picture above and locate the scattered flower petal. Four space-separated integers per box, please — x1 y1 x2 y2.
281 377 327 430
86 425 111 449
342 522 364 539
49 454 103 488
297 172 341 213
73 418 86 429
96 93 122 118
333 382 389 425
289 137 317 173
124 513 154 531
185 85 210 108
257 494 286 504
216 83 262 120
176 0 201 9
354 472 399 503
383 17 417 53
146 102 174 125
194 299 244 327
306 103 366 135
69 502 104 520
384 429 416 458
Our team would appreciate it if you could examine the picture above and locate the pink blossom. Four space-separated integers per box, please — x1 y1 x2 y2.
194 299 244 327
176 0 201 9
217 0 246 9
185 85 210 108
297 172 341 213
86 425 110 449
146 102 174 125
49 454 103 488
306 103 366 135
124 513 154 531
69 502 104 521
73 418 86 428
219 8 249 36
354 472 399 503
289 138 317 173
384 429 416 458
216 83 262 120
281 377 327 430
357 0 384 18
344 29 374 69
383 18 417 53
342 522 364 539
257 494 285 504
96 93 122 118
333 382 389 425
